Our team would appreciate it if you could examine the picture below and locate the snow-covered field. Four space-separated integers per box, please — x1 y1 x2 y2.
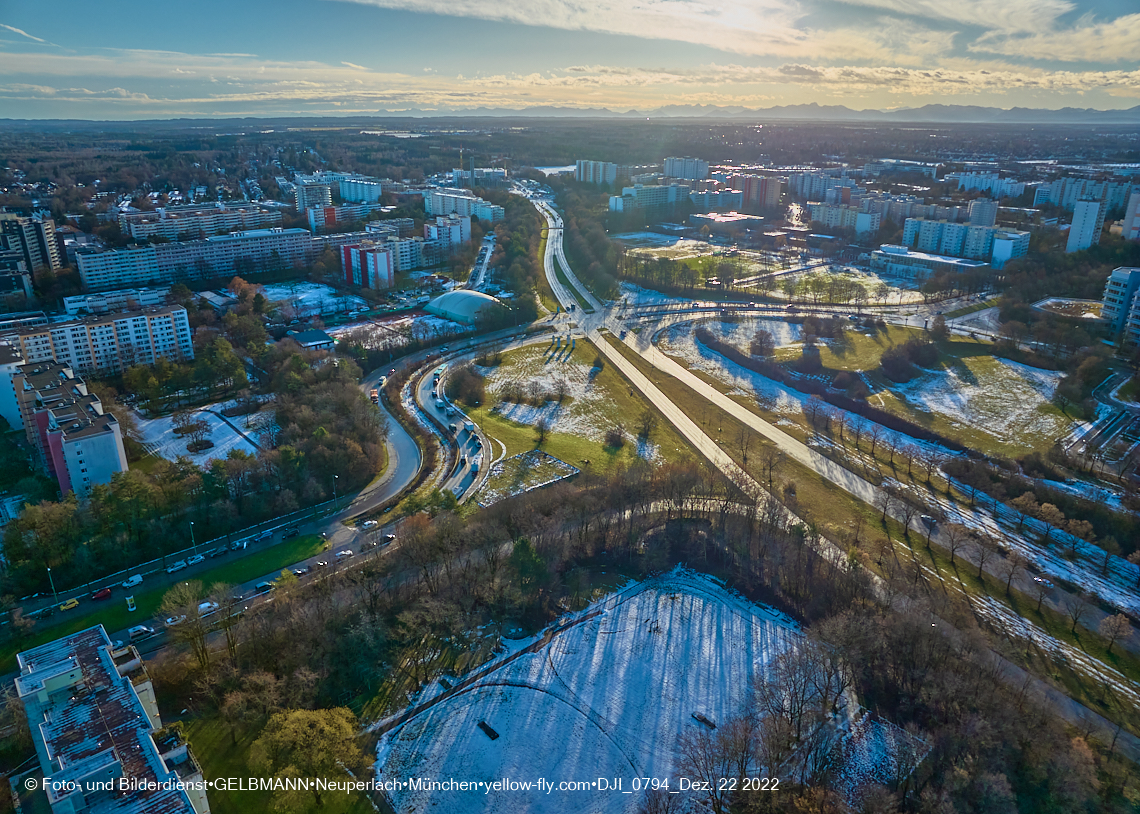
481 343 659 459
133 407 258 466
260 282 367 317
475 450 579 507
658 319 807 415
619 282 688 307
375 570 803 814
890 357 1074 448
328 312 467 350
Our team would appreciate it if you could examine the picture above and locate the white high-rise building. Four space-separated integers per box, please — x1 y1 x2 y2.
294 182 332 210
968 198 999 227
1066 199 1105 253
664 157 709 181
1122 191 1140 241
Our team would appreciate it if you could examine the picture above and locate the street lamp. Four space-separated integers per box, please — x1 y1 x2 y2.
332 475 339 511
47 566 58 603
189 521 196 556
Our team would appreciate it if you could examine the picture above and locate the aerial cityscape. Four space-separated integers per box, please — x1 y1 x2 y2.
2 2 1140 814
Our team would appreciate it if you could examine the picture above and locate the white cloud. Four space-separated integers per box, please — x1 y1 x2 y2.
970 12 1140 62
0 23 46 43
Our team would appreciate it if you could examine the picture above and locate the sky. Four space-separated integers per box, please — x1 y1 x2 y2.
1 0 1139 119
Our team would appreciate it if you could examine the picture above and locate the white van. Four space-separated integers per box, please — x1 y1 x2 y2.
128 625 154 641
122 574 143 589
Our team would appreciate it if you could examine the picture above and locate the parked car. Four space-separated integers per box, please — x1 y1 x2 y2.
361 540 378 550
166 560 187 574
284 527 301 538
197 601 219 615
209 546 227 558
91 587 112 601
186 554 205 566
230 539 248 551
122 574 143 589
59 598 79 611
335 549 354 559
293 567 311 576
361 520 378 530
165 615 186 627
254 582 274 594
256 530 273 542
384 534 396 543
316 560 328 568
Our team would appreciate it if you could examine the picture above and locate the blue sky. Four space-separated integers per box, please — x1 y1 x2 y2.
1 0 1138 118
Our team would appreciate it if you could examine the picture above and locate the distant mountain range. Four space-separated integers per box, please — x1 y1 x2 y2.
373 102 1140 124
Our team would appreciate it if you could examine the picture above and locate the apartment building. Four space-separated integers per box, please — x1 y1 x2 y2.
1035 178 1137 211
1102 267 1140 339
293 182 333 210
424 213 472 248
63 287 171 316
423 190 504 222
808 203 881 235
1121 191 1140 241
306 202 389 232
689 188 744 213
574 161 658 185
663 157 709 181
2 306 193 376
16 626 209 814
608 183 691 215
1067 199 1106 253
902 218 1029 267
727 174 782 209
119 203 283 241
946 173 1026 199
967 198 999 227
339 177 388 203
0 213 62 274
6 360 128 495
341 242 396 290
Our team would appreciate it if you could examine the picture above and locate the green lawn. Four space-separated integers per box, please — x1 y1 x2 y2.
1119 375 1140 404
1 535 325 673
468 339 694 476
184 716 373 814
553 257 594 312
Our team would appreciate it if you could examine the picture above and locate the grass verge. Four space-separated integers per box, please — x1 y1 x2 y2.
2 536 325 673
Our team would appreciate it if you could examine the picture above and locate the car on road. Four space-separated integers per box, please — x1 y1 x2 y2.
384 533 396 543
165 615 186 627
186 554 206 566
128 625 155 641
361 520 378 529
60 598 79 611
335 549 354 559
165 560 187 574
388 368 396 377
255 530 273 542
361 540 378 550
284 527 301 538
122 574 143 589
254 582 274 594
919 515 938 528
316 560 328 568
231 539 248 551
1033 576 1054 588
197 601 219 615
209 546 227 558
92 587 113 601
293 567 311 576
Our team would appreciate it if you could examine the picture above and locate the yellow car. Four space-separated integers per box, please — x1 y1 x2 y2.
59 598 79 611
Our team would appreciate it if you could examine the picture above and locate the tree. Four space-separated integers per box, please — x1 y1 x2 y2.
637 409 659 439
999 553 1026 594
509 538 547 592
249 708 367 809
942 523 970 564
160 581 211 668
972 535 999 580
535 416 551 446
1064 594 1090 634
1099 614 1132 654
749 329 776 357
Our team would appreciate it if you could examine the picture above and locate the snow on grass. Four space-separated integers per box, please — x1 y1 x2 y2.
480 344 659 459
258 282 367 316
658 320 806 415
889 357 1073 448
133 406 257 466
475 450 579 507
619 282 688 307
829 713 930 811
376 570 802 814
327 311 467 350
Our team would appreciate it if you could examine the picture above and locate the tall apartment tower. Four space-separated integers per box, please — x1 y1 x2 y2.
0 213 62 275
967 197 999 228
1123 191 1140 241
1066 198 1106 253
664 157 709 181
293 182 333 211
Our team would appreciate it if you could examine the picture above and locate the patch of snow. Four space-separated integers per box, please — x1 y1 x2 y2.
133 406 257 466
376 570 804 814
258 282 367 316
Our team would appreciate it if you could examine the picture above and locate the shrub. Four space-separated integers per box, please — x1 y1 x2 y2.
604 426 625 448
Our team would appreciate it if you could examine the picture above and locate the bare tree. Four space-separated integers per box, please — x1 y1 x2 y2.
973 535 999 580
1099 614 1132 654
757 447 782 491
736 426 753 467
1065 593 1090 634
535 417 551 446
553 377 570 404
675 725 736 814
875 488 897 522
867 423 884 457
999 553 1027 594
1032 579 1053 613
942 523 970 564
